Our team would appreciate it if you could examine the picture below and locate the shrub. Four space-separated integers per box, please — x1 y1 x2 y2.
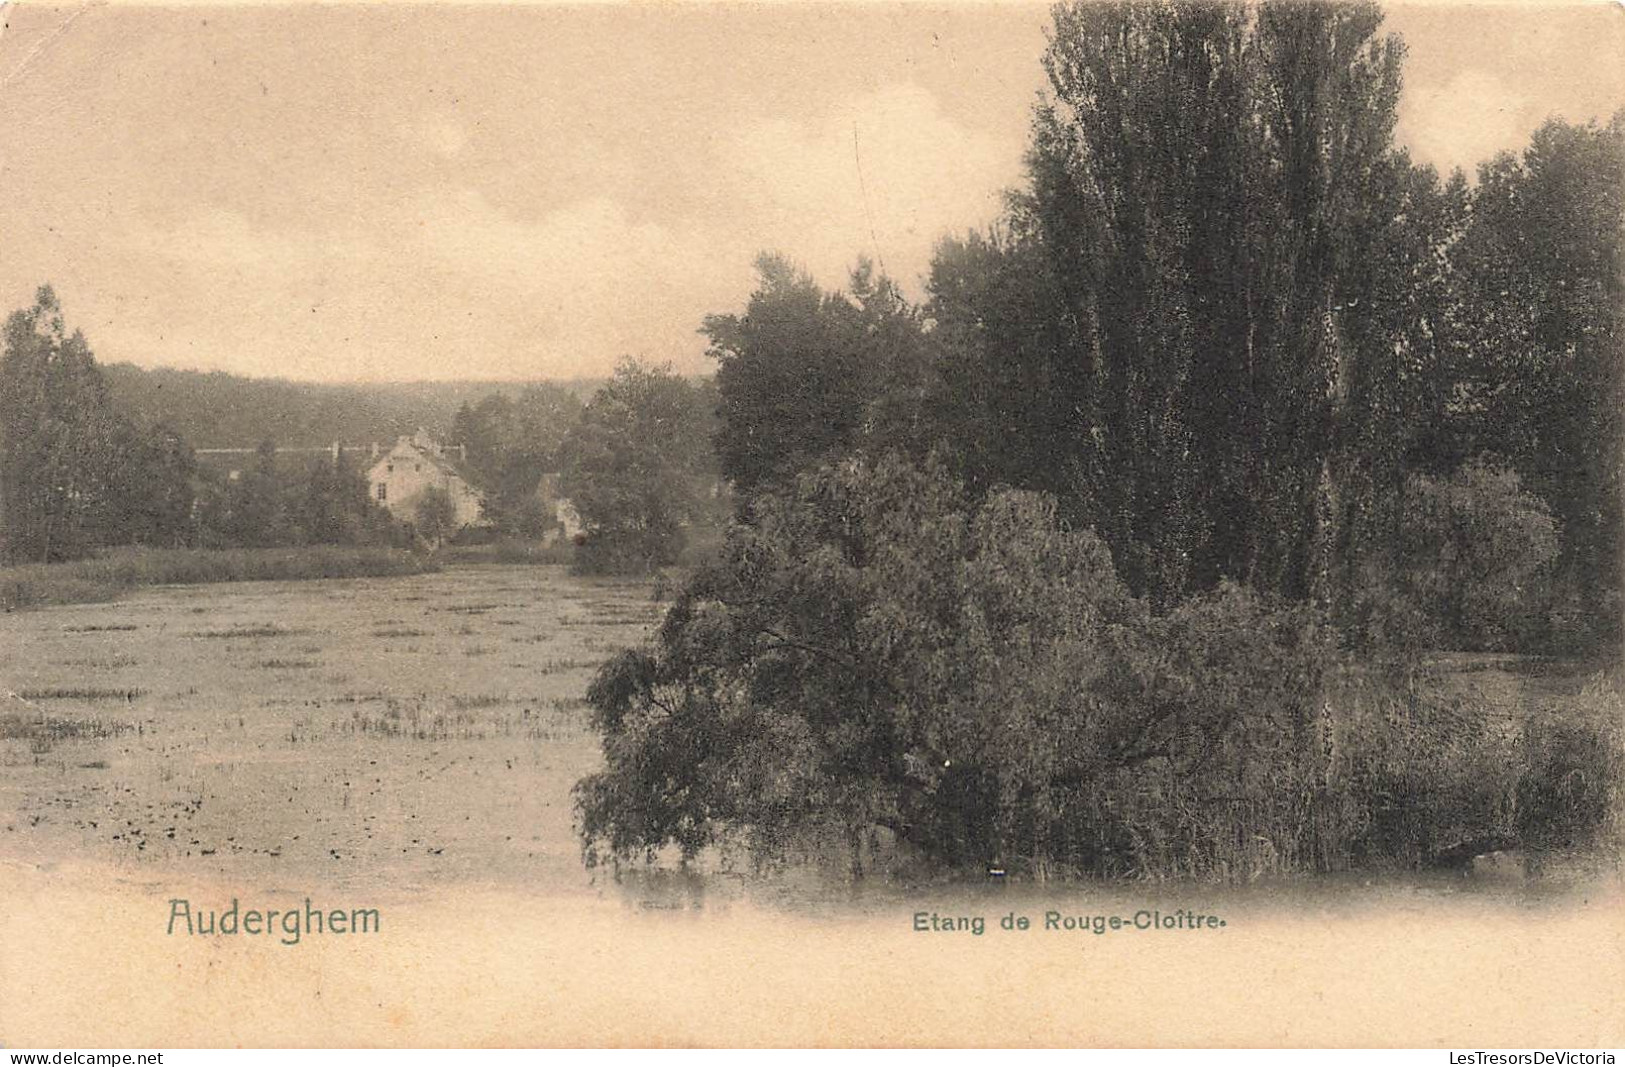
1330 663 1524 868
1354 456 1559 652
1312 666 1623 872
1083 585 1347 879
571 526 685 577
577 455 1621 882
414 487 458 546
1516 676 1624 861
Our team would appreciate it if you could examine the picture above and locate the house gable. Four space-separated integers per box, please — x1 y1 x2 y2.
367 433 485 528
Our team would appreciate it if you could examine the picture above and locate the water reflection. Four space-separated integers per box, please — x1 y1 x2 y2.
603 844 1623 923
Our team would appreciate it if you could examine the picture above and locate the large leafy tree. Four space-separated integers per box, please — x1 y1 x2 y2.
703 255 933 503
576 454 1339 878
1449 115 1625 638
451 384 583 535
105 421 197 548
932 0 1424 608
703 255 869 500
558 359 716 573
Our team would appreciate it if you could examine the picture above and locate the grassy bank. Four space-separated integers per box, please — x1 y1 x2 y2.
439 531 723 570
0 545 439 612
439 539 577 566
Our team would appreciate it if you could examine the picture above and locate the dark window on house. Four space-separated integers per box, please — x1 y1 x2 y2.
376 484 387 502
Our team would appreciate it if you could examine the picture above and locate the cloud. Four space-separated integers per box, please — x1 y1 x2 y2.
136 208 369 276
111 192 745 380
724 83 1025 293
412 192 688 291
1396 69 1531 176
73 84 1030 381
402 189 750 373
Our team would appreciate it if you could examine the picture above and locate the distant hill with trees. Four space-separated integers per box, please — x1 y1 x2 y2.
100 363 605 449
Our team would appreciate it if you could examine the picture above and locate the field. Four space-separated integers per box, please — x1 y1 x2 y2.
0 564 663 893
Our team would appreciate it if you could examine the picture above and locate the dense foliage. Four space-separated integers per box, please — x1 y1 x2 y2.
1445 116 1625 639
578 0 1623 882
696 3 1621 653
558 360 721 574
579 456 1617 878
0 288 196 563
101 362 600 451
577 455 1337 877
1350 458 1560 652
188 443 406 551
451 386 583 537
0 296 417 562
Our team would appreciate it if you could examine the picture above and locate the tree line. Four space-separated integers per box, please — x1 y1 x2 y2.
693 14 1620 652
99 363 601 451
0 285 721 566
0 288 413 563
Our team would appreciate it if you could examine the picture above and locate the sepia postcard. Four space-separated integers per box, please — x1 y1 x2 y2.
1 0 1622 1050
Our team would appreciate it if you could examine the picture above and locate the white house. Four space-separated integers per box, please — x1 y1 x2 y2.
366 430 484 529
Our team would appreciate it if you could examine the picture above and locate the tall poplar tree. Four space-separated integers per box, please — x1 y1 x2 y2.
0 286 124 563
936 0 1416 606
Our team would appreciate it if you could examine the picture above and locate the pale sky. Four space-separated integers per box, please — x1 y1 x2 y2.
0 1 1621 382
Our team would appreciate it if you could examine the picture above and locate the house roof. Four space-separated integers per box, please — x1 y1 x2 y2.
368 437 480 487
420 447 477 485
